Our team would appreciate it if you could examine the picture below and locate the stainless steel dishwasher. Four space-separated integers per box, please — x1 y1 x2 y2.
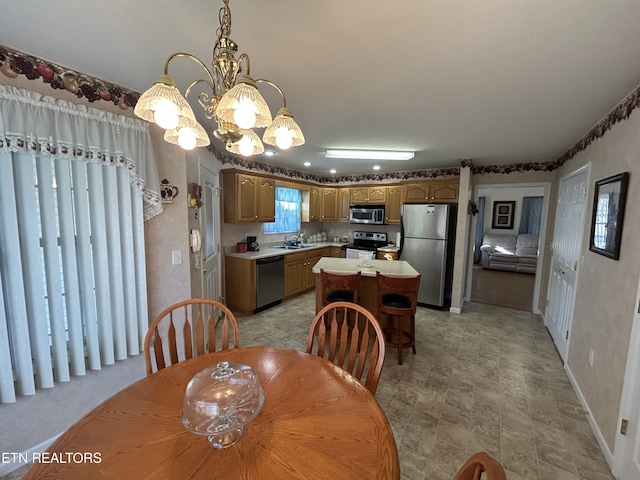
255 255 285 311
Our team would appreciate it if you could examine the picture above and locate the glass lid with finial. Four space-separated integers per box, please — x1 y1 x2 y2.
182 361 264 448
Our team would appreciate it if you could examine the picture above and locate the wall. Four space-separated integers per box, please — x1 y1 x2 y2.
558 108 640 452
145 127 192 319
478 185 546 236
450 166 472 312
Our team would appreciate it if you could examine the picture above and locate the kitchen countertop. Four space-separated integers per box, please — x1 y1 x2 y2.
225 242 340 260
311 258 419 277
225 242 400 260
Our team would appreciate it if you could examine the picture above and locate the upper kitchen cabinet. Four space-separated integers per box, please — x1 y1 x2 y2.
385 185 403 224
308 186 321 222
350 186 387 204
320 187 339 222
222 170 276 223
403 179 459 203
339 188 351 222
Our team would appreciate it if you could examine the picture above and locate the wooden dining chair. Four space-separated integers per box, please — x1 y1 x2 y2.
320 268 361 306
306 301 385 394
453 452 506 480
376 272 421 365
143 298 240 375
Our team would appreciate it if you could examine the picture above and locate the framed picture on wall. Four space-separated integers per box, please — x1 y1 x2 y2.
492 201 516 229
589 172 629 260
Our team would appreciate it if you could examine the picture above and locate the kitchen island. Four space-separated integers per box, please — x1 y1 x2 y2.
311 257 419 319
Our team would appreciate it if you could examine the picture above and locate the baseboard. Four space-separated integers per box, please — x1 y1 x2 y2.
564 364 614 469
449 307 461 314
0 433 60 476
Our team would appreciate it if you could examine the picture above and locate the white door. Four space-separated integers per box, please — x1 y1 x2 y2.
544 166 589 361
614 276 640 479
200 165 222 302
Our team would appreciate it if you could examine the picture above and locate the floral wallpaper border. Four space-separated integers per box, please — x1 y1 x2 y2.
210 145 461 183
0 45 139 110
3 44 639 184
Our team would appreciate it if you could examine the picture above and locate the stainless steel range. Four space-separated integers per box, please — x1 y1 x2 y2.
340 231 387 257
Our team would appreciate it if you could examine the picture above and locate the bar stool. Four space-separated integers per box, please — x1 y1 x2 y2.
320 269 361 307
376 272 421 365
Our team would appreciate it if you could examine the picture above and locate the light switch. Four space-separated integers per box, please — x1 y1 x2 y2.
172 250 182 265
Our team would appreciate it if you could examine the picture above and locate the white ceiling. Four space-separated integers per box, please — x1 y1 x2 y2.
3 0 640 177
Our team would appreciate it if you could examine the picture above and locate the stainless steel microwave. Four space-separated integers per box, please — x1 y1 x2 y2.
349 205 385 224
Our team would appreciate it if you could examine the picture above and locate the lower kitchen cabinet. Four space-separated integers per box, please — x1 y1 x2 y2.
226 248 334 313
284 252 307 297
284 247 331 297
225 255 256 314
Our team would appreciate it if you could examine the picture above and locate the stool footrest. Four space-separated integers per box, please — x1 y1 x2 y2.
383 327 414 350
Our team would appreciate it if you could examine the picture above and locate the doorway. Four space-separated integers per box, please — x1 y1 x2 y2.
200 164 222 302
466 183 551 313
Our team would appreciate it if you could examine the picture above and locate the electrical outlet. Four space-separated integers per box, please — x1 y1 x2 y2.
172 250 182 265
588 349 595 367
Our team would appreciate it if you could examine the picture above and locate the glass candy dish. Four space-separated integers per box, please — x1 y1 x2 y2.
182 361 264 448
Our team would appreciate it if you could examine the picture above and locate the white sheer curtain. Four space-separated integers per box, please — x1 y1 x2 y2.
0 85 161 403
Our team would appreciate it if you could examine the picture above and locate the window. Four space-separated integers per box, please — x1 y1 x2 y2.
264 187 301 234
0 85 160 403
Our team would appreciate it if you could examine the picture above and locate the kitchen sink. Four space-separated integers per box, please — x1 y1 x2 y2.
274 244 317 250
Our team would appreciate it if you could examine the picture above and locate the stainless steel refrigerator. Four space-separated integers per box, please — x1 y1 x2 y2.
399 204 456 308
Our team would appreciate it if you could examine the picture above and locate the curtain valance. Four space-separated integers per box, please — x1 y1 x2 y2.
0 85 161 220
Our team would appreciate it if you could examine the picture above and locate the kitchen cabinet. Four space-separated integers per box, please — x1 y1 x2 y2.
385 185 403 224
338 188 351 222
330 246 342 258
308 186 321 222
305 250 325 289
350 186 387 204
222 171 276 223
284 251 307 297
284 247 331 297
224 255 256 314
320 187 339 221
403 179 459 203
258 178 276 222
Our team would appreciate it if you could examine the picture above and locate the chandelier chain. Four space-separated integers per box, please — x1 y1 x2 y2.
217 0 232 42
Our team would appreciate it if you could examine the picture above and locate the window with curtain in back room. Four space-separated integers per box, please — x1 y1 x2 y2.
263 187 301 235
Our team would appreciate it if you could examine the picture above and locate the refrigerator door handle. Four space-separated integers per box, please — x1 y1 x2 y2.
398 216 404 258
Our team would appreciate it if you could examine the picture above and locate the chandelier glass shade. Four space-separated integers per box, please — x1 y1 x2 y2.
263 107 305 150
164 122 211 150
133 0 303 156
226 129 264 157
134 76 198 131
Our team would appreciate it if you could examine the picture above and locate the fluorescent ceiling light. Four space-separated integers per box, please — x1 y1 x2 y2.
325 149 414 160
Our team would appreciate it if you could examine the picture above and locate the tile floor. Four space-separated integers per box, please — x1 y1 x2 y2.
3 292 615 480
237 292 614 480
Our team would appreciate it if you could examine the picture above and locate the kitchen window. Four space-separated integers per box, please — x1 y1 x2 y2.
263 187 301 234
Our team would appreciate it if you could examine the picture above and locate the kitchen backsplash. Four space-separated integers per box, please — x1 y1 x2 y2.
222 221 401 254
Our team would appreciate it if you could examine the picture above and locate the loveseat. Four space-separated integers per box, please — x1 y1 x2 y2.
480 233 539 274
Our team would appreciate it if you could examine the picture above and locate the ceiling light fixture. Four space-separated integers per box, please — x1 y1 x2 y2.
134 0 304 156
325 149 414 161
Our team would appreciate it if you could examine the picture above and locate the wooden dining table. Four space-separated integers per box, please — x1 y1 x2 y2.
23 347 400 479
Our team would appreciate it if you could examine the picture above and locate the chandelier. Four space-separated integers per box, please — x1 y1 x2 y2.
134 0 304 156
